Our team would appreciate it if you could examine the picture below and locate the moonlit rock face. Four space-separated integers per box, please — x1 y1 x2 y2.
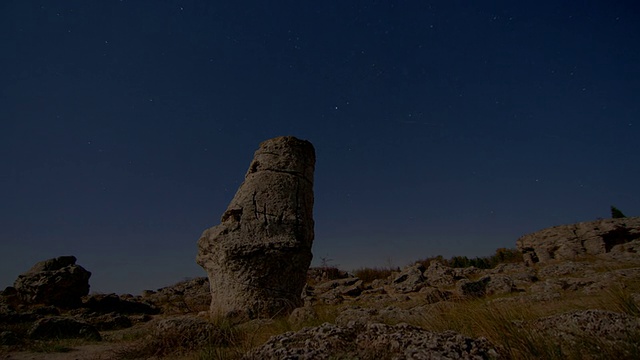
196 136 315 320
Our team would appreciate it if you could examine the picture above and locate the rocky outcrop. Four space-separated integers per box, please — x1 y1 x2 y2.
13 256 91 308
197 136 315 319
516 217 640 265
245 322 498 359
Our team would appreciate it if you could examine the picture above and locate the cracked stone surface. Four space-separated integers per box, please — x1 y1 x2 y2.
196 136 315 320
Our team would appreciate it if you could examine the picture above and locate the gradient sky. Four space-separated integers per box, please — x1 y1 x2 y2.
1 1 639 295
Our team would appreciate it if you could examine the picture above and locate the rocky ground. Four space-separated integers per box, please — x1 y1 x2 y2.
2 217 639 359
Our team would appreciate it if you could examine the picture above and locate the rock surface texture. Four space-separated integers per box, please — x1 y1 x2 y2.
245 322 498 359
13 256 91 308
516 217 640 265
197 136 315 319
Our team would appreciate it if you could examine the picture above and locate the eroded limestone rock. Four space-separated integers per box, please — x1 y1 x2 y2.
197 136 315 319
516 217 640 265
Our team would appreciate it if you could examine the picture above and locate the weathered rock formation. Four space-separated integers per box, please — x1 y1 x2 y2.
197 136 315 319
516 217 640 265
13 256 91 308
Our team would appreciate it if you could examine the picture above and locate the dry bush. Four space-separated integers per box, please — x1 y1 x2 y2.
353 267 396 283
414 248 523 270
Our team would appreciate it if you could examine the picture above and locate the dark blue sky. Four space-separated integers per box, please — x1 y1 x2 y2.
2 1 639 294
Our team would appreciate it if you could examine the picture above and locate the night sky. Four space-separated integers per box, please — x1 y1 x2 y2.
2 1 639 295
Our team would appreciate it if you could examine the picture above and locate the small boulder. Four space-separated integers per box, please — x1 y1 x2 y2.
392 263 426 293
457 277 491 298
484 275 516 296
424 261 457 287
288 306 319 327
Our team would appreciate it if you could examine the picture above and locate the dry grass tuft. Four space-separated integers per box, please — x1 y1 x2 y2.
410 283 640 359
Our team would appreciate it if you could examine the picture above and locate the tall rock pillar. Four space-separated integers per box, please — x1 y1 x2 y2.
196 136 315 319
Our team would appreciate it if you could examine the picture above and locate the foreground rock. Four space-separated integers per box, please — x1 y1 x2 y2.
13 256 91 308
516 217 640 265
245 322 498 359
197 136 316 319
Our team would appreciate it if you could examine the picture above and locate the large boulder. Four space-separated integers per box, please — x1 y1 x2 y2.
13 256 91 308
516 217 640 265
197 136 315 319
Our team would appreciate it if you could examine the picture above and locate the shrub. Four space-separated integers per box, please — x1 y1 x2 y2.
611 205 627 219
353 267 397 283
415 255 446 269
415 248 523 270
